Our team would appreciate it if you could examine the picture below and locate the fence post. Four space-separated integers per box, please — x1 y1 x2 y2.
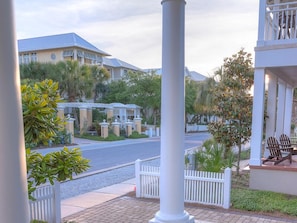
135 159 141 198
223 167 232 209
54 181 61 223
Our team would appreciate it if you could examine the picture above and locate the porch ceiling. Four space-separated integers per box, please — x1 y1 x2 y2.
267 66 297 87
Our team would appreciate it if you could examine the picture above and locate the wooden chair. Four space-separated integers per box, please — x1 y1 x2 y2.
263 136 292 165
279 134 297 155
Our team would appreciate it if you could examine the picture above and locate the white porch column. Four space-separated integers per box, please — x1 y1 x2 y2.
275 80 286 138
150 0 194 222
264 73 277 157
0 0 30 222
250 68 266 166
284 85 293 136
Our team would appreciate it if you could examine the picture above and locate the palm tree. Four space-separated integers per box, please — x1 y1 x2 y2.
193 77 216 123
57 60 93 102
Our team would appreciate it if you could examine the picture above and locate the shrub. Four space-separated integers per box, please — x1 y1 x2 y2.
22 80 64 146
128 131 148 139
102 133 125 141
26 147 90 200
188 138 234 172
31 220 48 223
52 129 71 145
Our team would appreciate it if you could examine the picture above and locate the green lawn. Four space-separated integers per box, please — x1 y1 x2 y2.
231 172 297 217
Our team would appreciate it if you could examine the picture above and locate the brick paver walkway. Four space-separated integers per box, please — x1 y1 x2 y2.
63 194 297 223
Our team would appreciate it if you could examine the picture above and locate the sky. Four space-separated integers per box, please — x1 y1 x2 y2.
14 0 259 77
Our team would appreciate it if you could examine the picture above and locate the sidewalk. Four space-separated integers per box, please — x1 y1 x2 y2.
61 179 296 223
56 137 296 222
61 178 136 218
61 160 297 223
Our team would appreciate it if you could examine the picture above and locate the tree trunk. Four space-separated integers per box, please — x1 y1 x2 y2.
236 142 242 175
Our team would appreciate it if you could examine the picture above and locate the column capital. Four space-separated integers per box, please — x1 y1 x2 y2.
100 120 109 127
161 0 186 4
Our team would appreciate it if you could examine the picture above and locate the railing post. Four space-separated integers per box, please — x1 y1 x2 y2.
54 181 61 223
135 159 141 198
223 168 232 209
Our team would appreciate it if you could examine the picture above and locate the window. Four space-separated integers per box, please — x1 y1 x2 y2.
23 53 30 64
63 50 74 57
31 53 37 62
19 55 23 64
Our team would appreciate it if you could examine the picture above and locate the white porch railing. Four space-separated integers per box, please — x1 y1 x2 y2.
265 1 297 41
29 182 61 223
135 159 232 209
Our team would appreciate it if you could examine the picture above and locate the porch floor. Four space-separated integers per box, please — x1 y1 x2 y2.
261 155 297 170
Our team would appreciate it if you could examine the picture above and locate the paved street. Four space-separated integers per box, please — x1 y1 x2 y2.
60 158 159 199
36 132 211 173
82 132 211 172
55 132 211 199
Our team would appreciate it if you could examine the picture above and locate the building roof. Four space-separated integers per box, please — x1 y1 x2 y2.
188 71 207 82
18 33 110 56
103 57 142 71
144 67 207 82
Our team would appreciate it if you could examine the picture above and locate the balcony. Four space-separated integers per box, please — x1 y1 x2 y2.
261 0 297 45
254 0 297 85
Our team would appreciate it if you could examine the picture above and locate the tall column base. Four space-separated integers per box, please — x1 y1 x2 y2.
149 211 195 223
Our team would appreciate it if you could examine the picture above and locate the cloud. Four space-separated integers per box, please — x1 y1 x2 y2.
14 0 259 76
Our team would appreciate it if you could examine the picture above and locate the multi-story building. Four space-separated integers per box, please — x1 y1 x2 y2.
250 0 297 195
18 32 143 81
18 32 110 66
103 57 143 81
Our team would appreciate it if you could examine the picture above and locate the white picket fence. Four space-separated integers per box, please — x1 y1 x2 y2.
29 182 61 223
135 159 232 209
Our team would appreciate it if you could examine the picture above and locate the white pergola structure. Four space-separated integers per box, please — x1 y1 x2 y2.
57 102 141 133
0 0 194 222
249 0 297 195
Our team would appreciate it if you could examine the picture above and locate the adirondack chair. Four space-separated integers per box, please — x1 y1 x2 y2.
279 134 297 155
263 136 292 165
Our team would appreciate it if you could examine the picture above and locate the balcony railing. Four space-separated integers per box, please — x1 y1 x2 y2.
265 1 297 41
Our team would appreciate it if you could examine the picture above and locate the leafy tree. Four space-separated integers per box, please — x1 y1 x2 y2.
102 71 161 124
20 62 61 82
102 80 131 104
208 49 254 174
185 78 198 123
21 79 63 147
91 66 110 102
124 71 161 125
